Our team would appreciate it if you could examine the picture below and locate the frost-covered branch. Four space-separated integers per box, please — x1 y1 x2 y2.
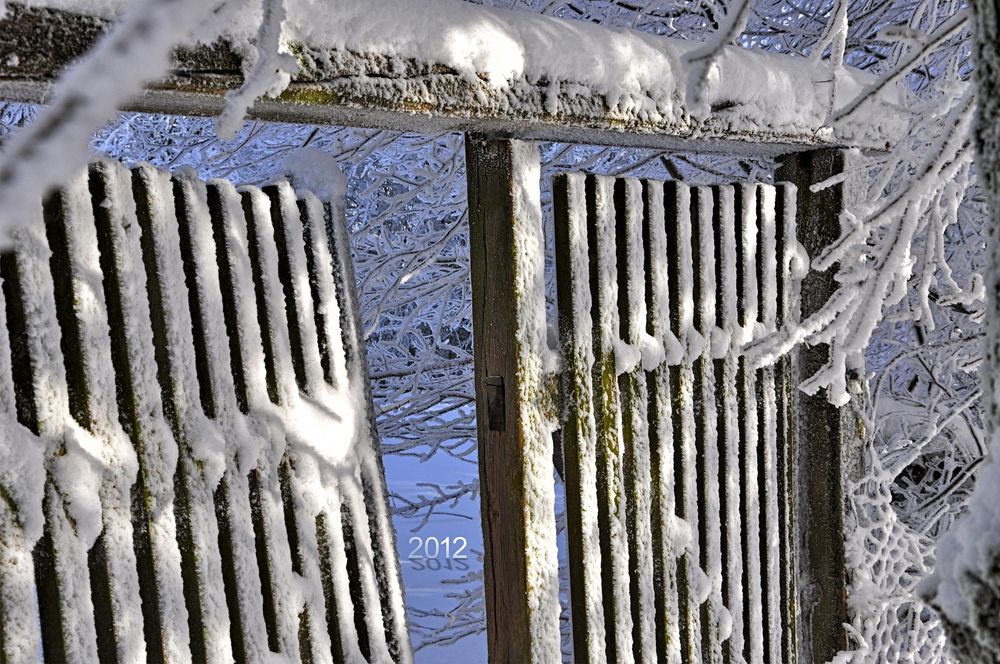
833 9 969 123
216 0 298 139
683 0 755 107
0 0 237 242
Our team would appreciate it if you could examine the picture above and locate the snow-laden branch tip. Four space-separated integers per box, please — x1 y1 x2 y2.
216 0 298 139
683 0 754 108
0 0 234 245
748 91 976 405
807 0 849 119
832 9 969 123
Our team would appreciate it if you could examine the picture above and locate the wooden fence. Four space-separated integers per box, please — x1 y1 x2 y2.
0 160 411 663
468 139 861 664
0 6 881 662
553 174 799 664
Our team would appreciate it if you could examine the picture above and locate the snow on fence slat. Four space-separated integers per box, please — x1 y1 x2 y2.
641 180 683 664
614 178 658 664
0 160 411 663
551 173 799 664
737 183 765 664
774 184 800 664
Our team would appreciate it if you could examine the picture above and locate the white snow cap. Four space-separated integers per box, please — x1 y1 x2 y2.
278 147 347 203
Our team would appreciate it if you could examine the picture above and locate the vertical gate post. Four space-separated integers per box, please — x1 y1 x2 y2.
777 149 866 664
465 136 562 664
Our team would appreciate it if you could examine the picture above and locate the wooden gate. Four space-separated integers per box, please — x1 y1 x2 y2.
0 160 411 663
468 139 859 664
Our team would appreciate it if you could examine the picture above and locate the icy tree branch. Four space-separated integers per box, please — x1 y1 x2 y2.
0 0 234 244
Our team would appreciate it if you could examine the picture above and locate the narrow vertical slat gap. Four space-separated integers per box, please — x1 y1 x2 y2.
207 184 250 415
341 501 372 662
248 469 282 652
172 180 217 420
316 512 347 663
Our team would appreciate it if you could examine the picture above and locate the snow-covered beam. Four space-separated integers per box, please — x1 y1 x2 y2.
0 2 901 154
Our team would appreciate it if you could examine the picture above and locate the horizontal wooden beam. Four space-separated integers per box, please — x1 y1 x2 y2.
0 3 897 154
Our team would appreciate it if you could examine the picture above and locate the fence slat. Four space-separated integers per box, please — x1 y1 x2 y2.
775 183 800 664
755 185 784 664
713 184 744 664
662 181 705 664
692 186 725 664
641 180 683 664
613 178 659 664
554 172 608 664
736 183 765 664
0 253 44 664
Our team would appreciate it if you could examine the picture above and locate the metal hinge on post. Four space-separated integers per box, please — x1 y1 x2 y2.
484 376 505 432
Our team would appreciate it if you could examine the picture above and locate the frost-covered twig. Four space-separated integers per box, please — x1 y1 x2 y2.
0 0 235 243
833 9 969 123
216 0 299 139
682 0 754 107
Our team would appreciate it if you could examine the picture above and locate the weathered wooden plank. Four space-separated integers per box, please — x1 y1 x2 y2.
776 149 864 664
553 171 607 664
663 181 704 663
735 183 765 664
0 4 895 155
466 136 561 664
641 179 683 664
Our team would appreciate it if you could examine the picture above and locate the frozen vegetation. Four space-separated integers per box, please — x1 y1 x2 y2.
0 0 993 661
